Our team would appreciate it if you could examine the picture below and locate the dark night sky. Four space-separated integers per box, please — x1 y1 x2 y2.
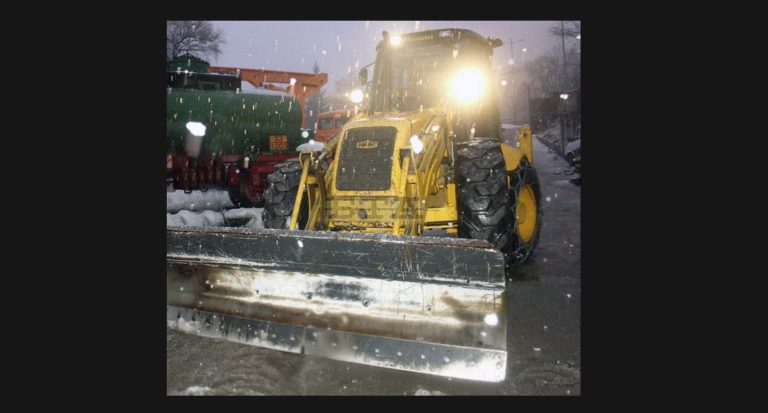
210 21 576 94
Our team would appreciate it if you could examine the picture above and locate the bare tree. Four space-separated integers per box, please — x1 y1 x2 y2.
305 62 329 126
314 73 358 113
548 21 581 38
548 21 581 91
167 21 226 60
525 47 563 97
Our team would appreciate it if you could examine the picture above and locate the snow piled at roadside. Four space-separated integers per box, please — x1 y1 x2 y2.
167 208 264 228
167 189 234 213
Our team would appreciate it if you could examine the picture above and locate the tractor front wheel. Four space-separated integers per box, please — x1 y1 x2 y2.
455 139 542 275
262 160 308 229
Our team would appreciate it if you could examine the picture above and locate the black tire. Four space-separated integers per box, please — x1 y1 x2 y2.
505 159 543 266
227 186 241 208
455 139 542 274
237 181 254 208
262 160 308 229
456 139 512 250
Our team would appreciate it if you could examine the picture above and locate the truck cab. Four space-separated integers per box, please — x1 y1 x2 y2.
315 109 353 142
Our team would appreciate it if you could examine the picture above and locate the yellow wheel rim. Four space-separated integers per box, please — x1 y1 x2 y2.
516 185 537 243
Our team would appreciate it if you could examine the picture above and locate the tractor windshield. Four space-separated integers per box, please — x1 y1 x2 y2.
370 30 494 113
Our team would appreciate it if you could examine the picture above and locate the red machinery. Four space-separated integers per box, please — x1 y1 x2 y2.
167 63 328 207
210 66 327 206
208 66 328 129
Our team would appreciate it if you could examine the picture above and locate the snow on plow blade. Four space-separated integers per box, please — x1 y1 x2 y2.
167 227 508 382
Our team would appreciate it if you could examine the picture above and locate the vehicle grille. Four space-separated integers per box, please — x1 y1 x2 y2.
336 127 397 191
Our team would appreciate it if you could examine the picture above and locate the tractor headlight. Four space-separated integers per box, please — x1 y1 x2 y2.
449 68 486 103
389 35 401 47
301 130 310 138
349 89 364 103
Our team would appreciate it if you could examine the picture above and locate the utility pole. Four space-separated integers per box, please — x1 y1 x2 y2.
509 38 524 65
509 38 523 122
527 83 531 127
559 21 568 155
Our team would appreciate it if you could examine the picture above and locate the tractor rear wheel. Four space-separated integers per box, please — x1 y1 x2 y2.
505 159 542 265
262 160 308 229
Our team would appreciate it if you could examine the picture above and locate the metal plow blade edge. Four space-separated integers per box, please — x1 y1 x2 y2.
167 226 508 382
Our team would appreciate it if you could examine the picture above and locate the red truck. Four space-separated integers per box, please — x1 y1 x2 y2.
314 109 353 143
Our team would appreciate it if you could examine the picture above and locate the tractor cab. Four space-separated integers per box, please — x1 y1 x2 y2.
359 29 503 140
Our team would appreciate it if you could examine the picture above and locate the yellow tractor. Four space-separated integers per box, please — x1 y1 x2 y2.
168 28 542 382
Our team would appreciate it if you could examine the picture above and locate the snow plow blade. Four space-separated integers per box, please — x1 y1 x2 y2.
167 226 508 382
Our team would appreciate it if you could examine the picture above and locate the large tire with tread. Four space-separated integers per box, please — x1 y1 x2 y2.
262 160 308 229
506 158 543 264
455 139 542 273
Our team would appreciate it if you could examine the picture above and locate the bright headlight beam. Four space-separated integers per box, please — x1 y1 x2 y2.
450 68 485 103
185 121 206 137
389 35 401 46
350 89 364 103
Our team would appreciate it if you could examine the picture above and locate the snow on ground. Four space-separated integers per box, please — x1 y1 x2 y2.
167 189 234 213
501 123 522 131
414 388 447 396
182 386 211 396
295 142 325 152
167 208 264 228
534 123 561 143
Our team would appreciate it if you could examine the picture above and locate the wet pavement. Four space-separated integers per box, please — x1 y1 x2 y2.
167 130 581 395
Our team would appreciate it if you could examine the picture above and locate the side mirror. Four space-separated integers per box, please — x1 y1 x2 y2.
359 68 368 86
487 37 503 48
